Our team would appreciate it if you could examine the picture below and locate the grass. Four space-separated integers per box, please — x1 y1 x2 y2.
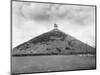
11 55 96 74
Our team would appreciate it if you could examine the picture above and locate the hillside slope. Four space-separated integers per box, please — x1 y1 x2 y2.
12 27 95 56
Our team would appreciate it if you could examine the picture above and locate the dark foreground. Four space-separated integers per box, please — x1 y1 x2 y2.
11 55 96 74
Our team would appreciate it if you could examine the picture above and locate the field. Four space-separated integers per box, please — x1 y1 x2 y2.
12 55 96 74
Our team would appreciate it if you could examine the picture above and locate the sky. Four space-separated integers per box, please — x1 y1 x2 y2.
12 1 95 48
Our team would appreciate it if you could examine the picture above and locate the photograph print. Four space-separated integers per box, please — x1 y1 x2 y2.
11 0 96 74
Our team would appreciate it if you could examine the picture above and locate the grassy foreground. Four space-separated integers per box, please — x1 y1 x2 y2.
12 55 96 74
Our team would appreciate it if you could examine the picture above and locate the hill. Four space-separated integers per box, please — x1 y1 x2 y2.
12 24 95 56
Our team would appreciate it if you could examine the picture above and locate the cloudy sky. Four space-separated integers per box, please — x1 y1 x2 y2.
12 1 95 48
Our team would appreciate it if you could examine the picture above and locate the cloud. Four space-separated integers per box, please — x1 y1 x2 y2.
21 3 50 21
14 2 95 26
57 5 95 25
